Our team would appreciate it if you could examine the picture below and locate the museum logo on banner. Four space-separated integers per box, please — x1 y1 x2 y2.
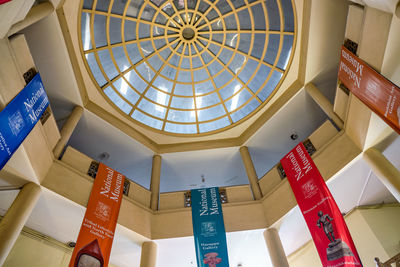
281 143 362 267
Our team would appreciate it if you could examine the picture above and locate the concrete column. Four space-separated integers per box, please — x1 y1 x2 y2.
140 241 157 267
239 146 262 200
53 106 84 159
364 147 400 202
7 2 54 37
150 155 162 211
263 228 289 267
305 83 344 129
0 183 41 266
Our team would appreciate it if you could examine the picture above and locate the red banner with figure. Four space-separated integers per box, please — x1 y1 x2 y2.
69 163 125 267
338 45 400 134
280 143 362 267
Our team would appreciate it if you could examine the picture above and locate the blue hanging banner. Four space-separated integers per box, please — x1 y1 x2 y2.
191 187 229 267
0 73 49 170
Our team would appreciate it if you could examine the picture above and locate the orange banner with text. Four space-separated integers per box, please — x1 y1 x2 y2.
338 45 400 134
69 163 125 267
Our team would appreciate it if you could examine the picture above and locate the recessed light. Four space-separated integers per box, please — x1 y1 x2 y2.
290 133 298 140
98 152 110 160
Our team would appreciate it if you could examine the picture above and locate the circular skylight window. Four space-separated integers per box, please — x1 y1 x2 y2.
80 0 296 134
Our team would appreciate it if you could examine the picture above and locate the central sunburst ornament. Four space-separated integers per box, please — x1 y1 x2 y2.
182 27 195 40
79 0 296 134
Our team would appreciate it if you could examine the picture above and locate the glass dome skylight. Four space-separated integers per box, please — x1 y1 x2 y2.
80 0 295 134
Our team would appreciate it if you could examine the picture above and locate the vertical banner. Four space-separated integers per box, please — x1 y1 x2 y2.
69 163 125 267
0 73 49 170
191 187 229 267
338 45 400 134
280 143 362 267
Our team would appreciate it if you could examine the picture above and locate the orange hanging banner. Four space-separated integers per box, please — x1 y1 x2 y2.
338 45 400 134
69 163 125 267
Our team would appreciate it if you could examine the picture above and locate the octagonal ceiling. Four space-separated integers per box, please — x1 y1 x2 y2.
57 0 308 151
79 0 296 135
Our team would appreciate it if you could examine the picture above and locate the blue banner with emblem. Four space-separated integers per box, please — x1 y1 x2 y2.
0 73 49 170
191 187 229 267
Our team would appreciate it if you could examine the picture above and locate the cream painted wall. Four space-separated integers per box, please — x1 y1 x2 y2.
288 241 321 267
3 232 119 267
360 206 400 257
288 206 400 267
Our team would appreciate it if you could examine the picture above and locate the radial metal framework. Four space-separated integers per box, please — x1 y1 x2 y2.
79 0 296 135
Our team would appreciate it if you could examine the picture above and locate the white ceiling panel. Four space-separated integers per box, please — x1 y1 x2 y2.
246 89 328 178
160 147 248 192
68 110 154 189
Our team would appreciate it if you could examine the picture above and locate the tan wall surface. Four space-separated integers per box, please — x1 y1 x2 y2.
3 232 118 267
359 206 400 258
4 234 71 267
288 241 321 267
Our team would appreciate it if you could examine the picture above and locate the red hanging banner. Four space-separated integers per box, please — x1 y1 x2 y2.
338 45 400 134
280 143 362 267
69 163 125 267
0 0 12 5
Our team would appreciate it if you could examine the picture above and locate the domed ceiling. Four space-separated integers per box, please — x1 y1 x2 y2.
79 0 296 135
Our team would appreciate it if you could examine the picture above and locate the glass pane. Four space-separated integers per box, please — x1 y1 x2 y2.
282 0 295 32
86 53 107 87
83 0 93 9
248 64 271 94
167 109 196 123
98 49 119 80
277 35 294 69
145 87 170 106
199 116 230 133
138 98 166 119
96 0 111 12
93 14 107 47
164 122 197 134
174 83 193 96
251 34 266 59
225 89 252 112
264 34 280 65
131 109 163 129
113 77 140 104
81 12 92 51
109 17 122 44
196 92 220 108
104 86 132 114
251 3 266 30
197 104 226 121
170 96 195 109
231 98 260 122
125 69 147 93
257 71 283 101
112 47 130 72
266 0 281 31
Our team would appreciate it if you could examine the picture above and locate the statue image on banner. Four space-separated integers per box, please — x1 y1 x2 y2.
74 239 104 267
316 211 354 261
203 252 222 267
